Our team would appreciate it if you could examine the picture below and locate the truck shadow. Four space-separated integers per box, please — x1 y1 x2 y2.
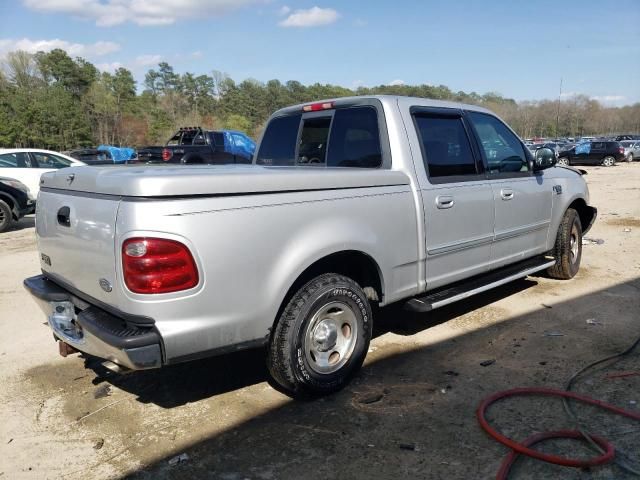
90 279 536 408
117 277 640 480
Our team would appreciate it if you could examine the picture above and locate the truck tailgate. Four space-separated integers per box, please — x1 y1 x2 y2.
36 189 120 304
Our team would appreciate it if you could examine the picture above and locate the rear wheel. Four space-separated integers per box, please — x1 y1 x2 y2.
547 208 582 279
602 156 615 167
267 273 372 397
0 200 13 233
557 157 569 166
626 154 633 163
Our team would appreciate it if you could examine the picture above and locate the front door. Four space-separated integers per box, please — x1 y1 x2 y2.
466 112 552 267
410 109 494 289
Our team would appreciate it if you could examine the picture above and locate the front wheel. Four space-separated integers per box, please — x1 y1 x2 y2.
626 154 633 163
557 157 569 166
547 208 582 279
602 156 616 167
267 273 372 397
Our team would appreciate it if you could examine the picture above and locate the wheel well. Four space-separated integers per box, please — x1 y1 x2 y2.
569 198 596 234
181 155 204 164
283 250 383 307
0 195 17 220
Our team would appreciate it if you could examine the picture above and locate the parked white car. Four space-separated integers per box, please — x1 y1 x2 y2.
0 149 85 196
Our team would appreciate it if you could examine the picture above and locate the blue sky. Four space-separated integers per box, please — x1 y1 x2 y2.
1 0 639 105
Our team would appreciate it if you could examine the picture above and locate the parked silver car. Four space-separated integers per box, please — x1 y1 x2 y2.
25 96 597 397
620 140 640 162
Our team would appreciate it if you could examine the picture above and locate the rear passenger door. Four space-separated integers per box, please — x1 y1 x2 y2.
409 108 494 289
467 112 552 267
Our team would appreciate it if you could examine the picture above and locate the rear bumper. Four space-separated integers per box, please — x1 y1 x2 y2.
24 275 162 370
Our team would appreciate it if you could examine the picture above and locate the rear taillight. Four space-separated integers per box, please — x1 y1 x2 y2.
619 147 624 154
161 148 172 161
122 238 198 294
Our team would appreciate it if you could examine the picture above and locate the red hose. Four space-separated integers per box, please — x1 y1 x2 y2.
476 387 640 479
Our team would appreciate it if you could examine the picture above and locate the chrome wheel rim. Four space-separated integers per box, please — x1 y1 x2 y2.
0 208 6 226
304 301 358 375
558 158 568 166
570 220 580 264
603 157 614 166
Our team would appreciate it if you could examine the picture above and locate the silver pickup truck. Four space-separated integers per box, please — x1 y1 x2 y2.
25 96 596 397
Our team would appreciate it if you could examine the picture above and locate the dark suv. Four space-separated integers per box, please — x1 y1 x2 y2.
0 177 35 232
557 141 625 167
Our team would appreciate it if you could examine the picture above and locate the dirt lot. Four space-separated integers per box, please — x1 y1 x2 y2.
1 164 639 480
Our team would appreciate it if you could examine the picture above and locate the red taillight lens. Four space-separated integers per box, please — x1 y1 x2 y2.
161 148 172 161
302 101 334 112
619 147 624 154
122 238 198 294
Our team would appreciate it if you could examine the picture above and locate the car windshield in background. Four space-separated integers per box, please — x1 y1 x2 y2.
256 106 382 168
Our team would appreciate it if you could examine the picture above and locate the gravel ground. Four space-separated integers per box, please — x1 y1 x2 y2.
0 163 639 480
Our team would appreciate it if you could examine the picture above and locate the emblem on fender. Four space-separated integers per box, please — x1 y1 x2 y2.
99 278 113 292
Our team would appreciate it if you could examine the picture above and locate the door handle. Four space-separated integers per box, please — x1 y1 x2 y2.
500 188 514 201
436 195 454 209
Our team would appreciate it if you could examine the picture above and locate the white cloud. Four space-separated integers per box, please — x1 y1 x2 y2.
278 5 290 16
134 54 162 67
96 61 123 72
388 79 405 86
593 95 626 103
22 0 264 27
279 6 339 27
191 50 203 59
0 38 120 57
353 18 367 27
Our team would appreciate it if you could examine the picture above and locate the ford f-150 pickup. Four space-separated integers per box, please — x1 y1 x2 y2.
25 96 597 397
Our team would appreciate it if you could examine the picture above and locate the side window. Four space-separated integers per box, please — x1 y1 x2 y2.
256 114 301 166
167 132 182 146
327 107 382 168
0 152 31 168
413 115 477 178
32 152 71 169
468 112 529 174
592 142 605 150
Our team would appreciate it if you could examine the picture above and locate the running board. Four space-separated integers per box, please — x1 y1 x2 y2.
405 256 556 313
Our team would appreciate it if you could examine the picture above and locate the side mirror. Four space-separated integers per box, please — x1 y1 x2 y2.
534 147 556 171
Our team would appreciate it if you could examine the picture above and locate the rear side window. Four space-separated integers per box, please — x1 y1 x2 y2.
413 115 477 177
467 112 529 174
592 142 605 150
0 152 32 168
256 114 301 166
327 107 382 168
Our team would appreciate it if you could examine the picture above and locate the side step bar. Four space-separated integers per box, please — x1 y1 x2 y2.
405 255 556 313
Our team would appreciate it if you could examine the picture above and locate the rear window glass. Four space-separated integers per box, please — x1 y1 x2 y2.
327 107 382 168
256 114 301 166
298 117 331 165
256 107 382 168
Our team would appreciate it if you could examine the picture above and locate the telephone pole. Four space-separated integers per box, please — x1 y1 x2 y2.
555 77 563 139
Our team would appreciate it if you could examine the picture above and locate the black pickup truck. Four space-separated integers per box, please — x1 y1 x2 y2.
137 127 256 165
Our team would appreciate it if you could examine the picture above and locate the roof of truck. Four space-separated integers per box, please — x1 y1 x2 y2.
273 95 494 117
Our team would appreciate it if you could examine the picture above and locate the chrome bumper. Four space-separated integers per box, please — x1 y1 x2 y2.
24 275 162 370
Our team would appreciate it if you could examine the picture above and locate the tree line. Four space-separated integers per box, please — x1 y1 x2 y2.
1 48 638 151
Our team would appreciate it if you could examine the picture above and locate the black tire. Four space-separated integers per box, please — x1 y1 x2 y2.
267 273 372 397
0 200 13 233
547 208 582 279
